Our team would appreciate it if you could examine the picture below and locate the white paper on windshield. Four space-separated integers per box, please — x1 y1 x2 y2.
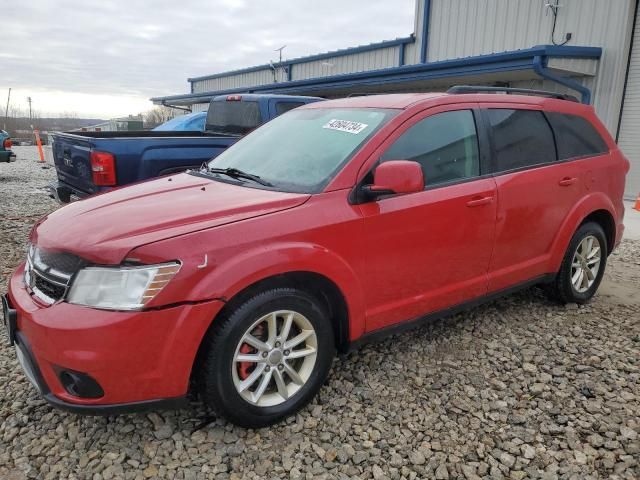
323 119 368 134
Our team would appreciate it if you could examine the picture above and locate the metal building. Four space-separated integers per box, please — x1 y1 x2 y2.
152 0 640 199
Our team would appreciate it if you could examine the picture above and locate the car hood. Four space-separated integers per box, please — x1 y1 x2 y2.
32 173 310 264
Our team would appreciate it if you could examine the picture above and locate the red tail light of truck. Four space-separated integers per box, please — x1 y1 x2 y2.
3 138 12 149
90 151 117 186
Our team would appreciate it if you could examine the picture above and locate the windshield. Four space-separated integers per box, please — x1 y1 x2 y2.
205 107 396 193
206 100 263 135
153 113 206 131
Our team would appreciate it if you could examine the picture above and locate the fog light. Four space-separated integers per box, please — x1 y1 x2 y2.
58 369 104 399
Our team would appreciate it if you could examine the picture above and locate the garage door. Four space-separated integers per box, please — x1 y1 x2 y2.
619 3 640 200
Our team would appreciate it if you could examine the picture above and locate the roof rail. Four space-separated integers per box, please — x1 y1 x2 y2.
446 85 579 103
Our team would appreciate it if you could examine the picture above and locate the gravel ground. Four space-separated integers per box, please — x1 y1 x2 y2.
1 147 639 480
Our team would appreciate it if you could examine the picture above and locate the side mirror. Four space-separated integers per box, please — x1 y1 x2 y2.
363 160 424 199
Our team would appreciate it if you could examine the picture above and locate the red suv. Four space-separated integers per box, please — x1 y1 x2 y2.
2 87 629 427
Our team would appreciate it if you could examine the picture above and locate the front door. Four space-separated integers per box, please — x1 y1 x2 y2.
359 106 497 332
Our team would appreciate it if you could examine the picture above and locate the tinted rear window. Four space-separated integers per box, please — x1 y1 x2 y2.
486 109 556 172
275 102 306 115
206 101 262 135
546 112 609 160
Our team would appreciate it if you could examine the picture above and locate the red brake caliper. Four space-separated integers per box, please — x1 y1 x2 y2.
238 323 265 380
238 344 253 380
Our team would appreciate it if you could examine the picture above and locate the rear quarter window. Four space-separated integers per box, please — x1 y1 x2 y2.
275 102 306 116
545 112 609 160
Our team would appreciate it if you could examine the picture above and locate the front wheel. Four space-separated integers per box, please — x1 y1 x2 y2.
197 288 335 428
546 221 607 304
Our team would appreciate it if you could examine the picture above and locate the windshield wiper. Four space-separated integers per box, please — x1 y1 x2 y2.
203 166 273 187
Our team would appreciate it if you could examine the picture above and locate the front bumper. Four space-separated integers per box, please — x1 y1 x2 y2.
4 263 224 414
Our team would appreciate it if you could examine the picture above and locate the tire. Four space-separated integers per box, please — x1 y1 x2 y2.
197 288 335 428
545 221 607 304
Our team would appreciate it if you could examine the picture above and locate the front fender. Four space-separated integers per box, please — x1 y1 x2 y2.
133 240 367 341
200 242 367 340
548 192 616 272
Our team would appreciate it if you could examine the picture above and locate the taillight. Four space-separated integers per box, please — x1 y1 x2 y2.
226 95 242 101
3 138 12 149
90 151 116 186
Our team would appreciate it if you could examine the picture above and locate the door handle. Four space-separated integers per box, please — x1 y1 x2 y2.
466 196 493 207
558 177 577 187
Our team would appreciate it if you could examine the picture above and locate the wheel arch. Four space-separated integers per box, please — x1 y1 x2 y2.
579 209 616 255
190 270 353 391
549 193 617 272
213 271 351 353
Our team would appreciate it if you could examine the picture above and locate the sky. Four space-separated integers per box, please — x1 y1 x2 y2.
0 0 415 119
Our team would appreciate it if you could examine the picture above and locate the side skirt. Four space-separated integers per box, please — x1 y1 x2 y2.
346 273 555 352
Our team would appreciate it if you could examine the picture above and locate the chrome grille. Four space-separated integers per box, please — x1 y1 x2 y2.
24 246 84 305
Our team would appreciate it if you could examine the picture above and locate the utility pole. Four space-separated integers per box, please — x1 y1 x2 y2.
3 88 10 131
27 96 32 122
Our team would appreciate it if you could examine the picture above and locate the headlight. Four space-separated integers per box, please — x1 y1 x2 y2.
67 262 181 310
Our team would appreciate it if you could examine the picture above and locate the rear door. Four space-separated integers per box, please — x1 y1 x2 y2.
481 106 586 292
52 133 97 195
359 104 498 332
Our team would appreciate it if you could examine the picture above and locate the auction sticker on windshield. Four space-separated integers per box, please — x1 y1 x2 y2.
323 119 368 134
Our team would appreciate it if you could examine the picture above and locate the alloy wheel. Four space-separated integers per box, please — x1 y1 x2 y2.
570 235 602 293
232 310 318 407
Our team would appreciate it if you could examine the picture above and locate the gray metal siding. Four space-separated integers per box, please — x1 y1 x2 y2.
192 69 284 94
403 0 426 65
291 47 399 81
192 47 402 92
547 57 598 76
618 4 640 200
428 0 630 60
427 0 635 134
191 103 209 113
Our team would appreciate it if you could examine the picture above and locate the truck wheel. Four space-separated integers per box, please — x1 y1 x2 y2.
198 288 335 428
545 222 607 304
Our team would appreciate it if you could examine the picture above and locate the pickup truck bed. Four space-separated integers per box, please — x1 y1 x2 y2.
51 131 236 202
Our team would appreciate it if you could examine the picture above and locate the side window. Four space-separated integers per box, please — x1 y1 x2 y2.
275 102 306 116
380 110 480 187
486 109 556 172
546 112 609 160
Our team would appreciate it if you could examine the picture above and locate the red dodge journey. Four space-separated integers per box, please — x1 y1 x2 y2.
2 87 629 427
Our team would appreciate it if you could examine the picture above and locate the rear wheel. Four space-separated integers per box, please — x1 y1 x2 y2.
546 222 607 304
198 288 335 427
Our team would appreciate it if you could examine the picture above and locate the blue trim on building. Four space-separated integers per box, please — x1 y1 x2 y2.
532 55 592 104
152 45 602 104
420 0 431 63
187 36 415 83
398 42 406 67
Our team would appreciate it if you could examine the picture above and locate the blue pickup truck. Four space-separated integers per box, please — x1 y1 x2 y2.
49 94 323 203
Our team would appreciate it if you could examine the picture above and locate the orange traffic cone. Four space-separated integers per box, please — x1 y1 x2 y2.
634 193 640 211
